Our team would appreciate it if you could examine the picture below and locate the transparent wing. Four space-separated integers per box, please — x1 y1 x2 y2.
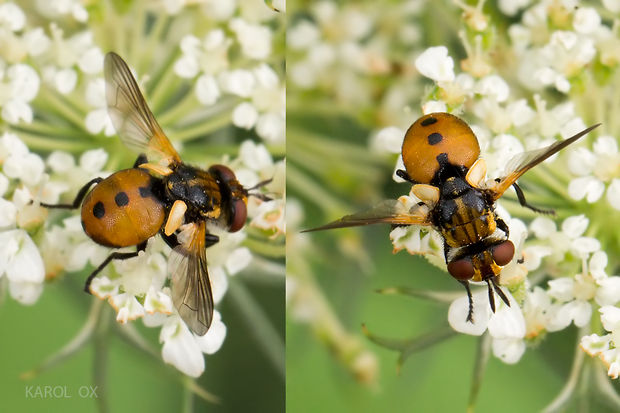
104 52 181 164
168 221 213 336
485 124 600 199
302 199 431 232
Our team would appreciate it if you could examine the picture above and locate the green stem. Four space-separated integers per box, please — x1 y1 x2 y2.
129 1 147 67
20 299 102 380
289 144 381 182
12 120 85 139
467 332 492 413
150 58 183 115
398 327 457 368
288 164 351 214
595 364 620 409
157 89 200 126
37 88 87 130
142 14 172 70
542 326 588 413
113 323 160 359
291 128 385 165
181 377 194 413
228 280 285 381
93 303 112 413
237 257 285 284
169 108 235 143
17 132 96 153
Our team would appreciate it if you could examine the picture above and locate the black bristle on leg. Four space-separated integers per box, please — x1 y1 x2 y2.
492 277 511 307
486 279 496 313
83 241 147 293
459 280 474 323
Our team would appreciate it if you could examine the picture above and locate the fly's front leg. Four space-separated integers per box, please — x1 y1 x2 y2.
84 241 148 293
161 230 218 249
205 233 219 248
512 183 555 215
38 177 103 209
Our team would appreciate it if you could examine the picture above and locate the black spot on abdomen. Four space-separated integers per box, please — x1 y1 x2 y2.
93 201 105 219
421 117 438 126
115 191 129 207
428 132 443 145
139 186 152 198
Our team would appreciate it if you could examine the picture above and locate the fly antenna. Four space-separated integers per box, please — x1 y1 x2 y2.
247 178 275 201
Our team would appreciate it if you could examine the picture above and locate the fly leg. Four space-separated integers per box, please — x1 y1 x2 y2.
484 277 511 315
84 241 148 293
512 183 555 215
396 169 417 184
459 280 474 323
491 277 510 308
485 279 496 313
38 177 103 209
161 231 219 249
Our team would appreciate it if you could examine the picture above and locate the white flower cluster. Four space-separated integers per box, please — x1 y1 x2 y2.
567 135 620 210
0 2 106 131
0 132 102 305
506 3 616 94
173 2 284 143
0 1 285 379
288 2 425 127
371 13 619 374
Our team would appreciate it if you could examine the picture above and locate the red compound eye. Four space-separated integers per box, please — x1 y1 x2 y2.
209 164 237 183
447 258 475 281
229 198 247 233
492 240 515 266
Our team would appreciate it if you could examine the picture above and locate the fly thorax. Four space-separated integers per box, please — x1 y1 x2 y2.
165 165 222 220
440 177 470 199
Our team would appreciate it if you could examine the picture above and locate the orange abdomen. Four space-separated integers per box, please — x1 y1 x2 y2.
81 169 165 248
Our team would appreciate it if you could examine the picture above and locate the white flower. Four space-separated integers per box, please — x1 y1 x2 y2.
161 316 206 377
195 75 220 105
250 199 285 238
218 69 255 98
0 64 40 124
232 102 259 129
288 20 320 50
581 306 620 379
422 100 447 114
498 0 531 16
35 0 88 22
567 135 620 208
229 18 272 60
372 126 405 154
160 311 227 377
0 3 26 31
415 46 455 83
572 7 601 35
84 79 116 136
0 229 45 305
529 215 600 262
174 31 232 79
449 290 526 363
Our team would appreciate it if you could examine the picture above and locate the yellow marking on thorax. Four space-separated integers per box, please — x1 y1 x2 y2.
442 198 497 247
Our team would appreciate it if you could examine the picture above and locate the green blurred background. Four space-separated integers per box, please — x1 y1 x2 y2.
0 271 284 412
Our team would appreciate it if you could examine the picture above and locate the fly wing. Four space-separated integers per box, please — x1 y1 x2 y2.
104 52 181 164
484 124 600 199
168 221 213 336
302 199 431 232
